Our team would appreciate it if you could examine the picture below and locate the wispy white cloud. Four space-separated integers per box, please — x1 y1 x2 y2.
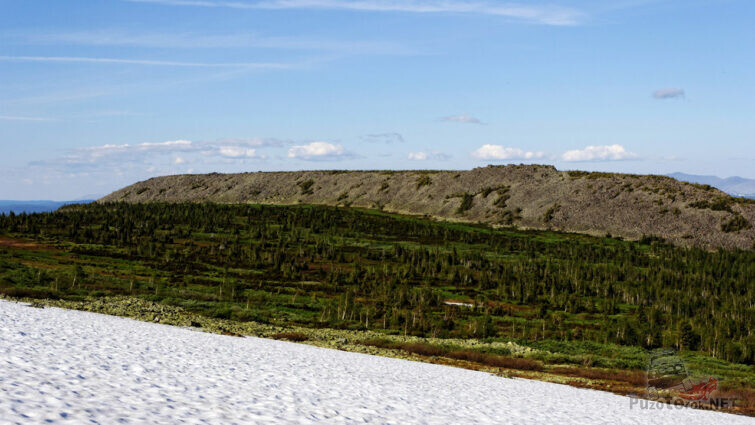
561 144 637 162
12 30 411 55
31 138 281 171
67 140 194 164
440 114 484 125
652 88 685 99
2 63 292 106
218 146 259 158
125 0 585 26
1 87 114 105
408 151 450 161
12 138 288 199
0 55 293 69
288 141 350 160
471 144 546 160
362 133 405 144
1 110 142 123
0 115 57 122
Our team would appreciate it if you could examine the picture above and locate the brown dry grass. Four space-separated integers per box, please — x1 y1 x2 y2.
361 339 543 371
717 387 755 415
271 332 310 342
549 366 647 386
447 350 543 371
0 237 48 250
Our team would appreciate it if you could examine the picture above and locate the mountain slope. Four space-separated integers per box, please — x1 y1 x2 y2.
101 165 755 249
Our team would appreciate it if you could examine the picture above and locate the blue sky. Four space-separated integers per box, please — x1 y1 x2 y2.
1 0 754 200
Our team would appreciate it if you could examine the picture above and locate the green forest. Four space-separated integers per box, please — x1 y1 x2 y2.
0 203 752 368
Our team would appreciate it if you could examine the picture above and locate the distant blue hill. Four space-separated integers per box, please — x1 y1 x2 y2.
0 200 95 215
667 173 755 198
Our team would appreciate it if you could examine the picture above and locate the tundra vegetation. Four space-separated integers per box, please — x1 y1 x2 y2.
102 166 755 249
0 202 753 413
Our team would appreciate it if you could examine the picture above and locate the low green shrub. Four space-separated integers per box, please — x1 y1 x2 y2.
456 193 474 215
415 175 432 190
721 214 751 233
298 179 315 195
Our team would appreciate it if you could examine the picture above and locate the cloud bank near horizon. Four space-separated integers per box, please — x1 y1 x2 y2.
471 145 546 160
561 144 637 162
288 141 350 160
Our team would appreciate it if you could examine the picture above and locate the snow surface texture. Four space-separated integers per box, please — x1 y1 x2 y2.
0 300 749 424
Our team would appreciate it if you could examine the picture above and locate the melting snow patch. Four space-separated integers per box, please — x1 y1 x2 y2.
443 301 475 308
0 300 749 424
